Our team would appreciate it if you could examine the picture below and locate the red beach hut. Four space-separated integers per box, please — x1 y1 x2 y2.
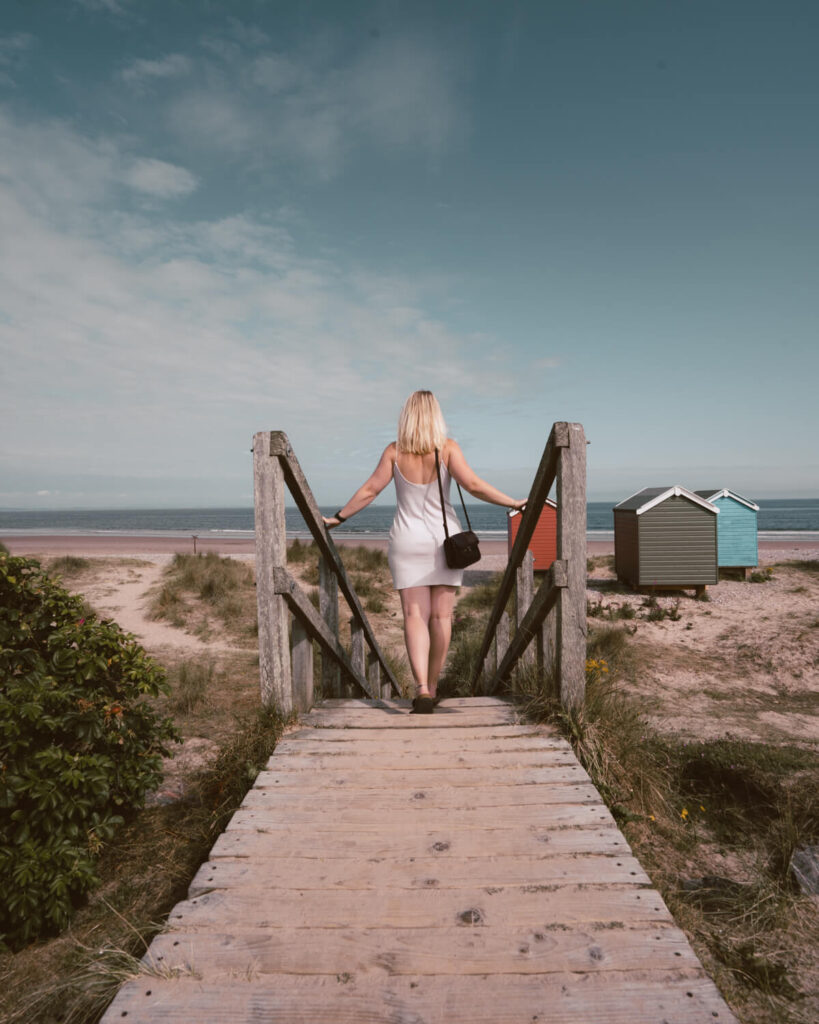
507 500 557 571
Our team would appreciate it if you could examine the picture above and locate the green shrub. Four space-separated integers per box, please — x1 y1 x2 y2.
0 555 179 950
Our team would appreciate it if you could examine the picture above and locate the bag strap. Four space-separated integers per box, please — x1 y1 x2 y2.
435 449 473 536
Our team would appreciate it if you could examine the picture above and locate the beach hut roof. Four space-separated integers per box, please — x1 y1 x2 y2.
508 498 557 519
615 485 718 516
694 489 760 511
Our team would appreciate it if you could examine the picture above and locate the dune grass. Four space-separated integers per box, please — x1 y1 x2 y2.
0 706 288 1024
47 554 92 574
149 552 257 639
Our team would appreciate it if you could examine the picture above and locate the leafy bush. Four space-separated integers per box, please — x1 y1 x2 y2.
0 555 179 949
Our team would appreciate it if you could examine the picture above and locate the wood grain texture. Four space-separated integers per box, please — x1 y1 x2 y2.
203 826 631 868
318 554 342 698
102 973 739 1024
290 616 313 713
99 699 737 1024
556 421 587 711
147 922 700 976
252 432 292 712
514 549 536 684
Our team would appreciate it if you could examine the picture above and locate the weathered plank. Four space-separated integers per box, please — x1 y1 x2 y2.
103 970 739 1024
190 829 630 891
162 884 673 931
246 776 593 804
147 922 701 976
301 711 523 729
263 749 585 772
255 768 587 792
241 783 598 813
272 733 572 754
182 852 649 891
226 803 615 831
206 825 628 864
279 722 554 743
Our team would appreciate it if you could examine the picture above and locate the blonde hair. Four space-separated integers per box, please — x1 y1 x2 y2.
397 390 448 454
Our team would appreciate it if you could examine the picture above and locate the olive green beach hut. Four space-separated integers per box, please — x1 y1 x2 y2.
614 486 718 595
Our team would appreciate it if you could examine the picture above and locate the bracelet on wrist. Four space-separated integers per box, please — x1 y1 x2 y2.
334 509 347 523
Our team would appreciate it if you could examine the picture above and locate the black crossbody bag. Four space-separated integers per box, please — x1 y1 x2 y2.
434 449 481 569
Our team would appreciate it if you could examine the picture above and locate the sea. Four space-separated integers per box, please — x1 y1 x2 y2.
1 499 818 544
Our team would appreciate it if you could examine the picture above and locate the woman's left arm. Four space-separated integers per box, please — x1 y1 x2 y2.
323 444 396 528
446 440 526 510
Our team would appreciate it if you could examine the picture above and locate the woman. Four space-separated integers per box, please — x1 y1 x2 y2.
324 391 526 713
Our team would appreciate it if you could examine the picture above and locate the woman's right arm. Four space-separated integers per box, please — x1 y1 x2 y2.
322 443 396 528
445 440 526 510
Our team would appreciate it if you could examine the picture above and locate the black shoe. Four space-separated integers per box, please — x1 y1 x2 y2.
410 696 435 714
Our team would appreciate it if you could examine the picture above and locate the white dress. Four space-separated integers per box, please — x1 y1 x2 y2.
388 457 467 590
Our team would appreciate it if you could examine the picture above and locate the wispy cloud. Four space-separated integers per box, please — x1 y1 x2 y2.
73 0 131 14
122 157 198 198
0 107 515 503
121 53 192 85
151 27 468 177
0 32 34 85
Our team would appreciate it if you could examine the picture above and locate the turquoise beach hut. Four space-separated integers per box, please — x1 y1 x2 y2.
695 489 759 574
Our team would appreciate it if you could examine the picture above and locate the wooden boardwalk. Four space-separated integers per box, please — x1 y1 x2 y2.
102 698 738 1023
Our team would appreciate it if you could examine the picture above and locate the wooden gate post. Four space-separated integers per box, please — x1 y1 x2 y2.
350 618 365 699
514 550 535 691
253 431 293 713
556 423 587 711
319 556 341 698
291 618 313 712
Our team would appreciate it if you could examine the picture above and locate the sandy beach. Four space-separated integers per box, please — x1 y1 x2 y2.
5 528 817 746
3 533 818 563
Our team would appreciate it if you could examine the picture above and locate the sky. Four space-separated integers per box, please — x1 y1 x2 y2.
1 0 817 509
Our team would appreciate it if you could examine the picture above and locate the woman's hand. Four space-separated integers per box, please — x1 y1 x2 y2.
322 516 342 529
510 499 527 512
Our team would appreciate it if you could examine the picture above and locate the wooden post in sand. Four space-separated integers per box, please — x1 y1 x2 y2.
253 432 293 713
555 423 587 711
514 550 535 691
290 618 313 712
350 618 366 699
319 557 341 698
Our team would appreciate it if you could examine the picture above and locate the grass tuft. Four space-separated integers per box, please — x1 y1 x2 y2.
48 555 92 574
167 658 217 714
149 553 256 639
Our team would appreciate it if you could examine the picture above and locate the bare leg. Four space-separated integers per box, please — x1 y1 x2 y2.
399 587 432 696
427 585 457 698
